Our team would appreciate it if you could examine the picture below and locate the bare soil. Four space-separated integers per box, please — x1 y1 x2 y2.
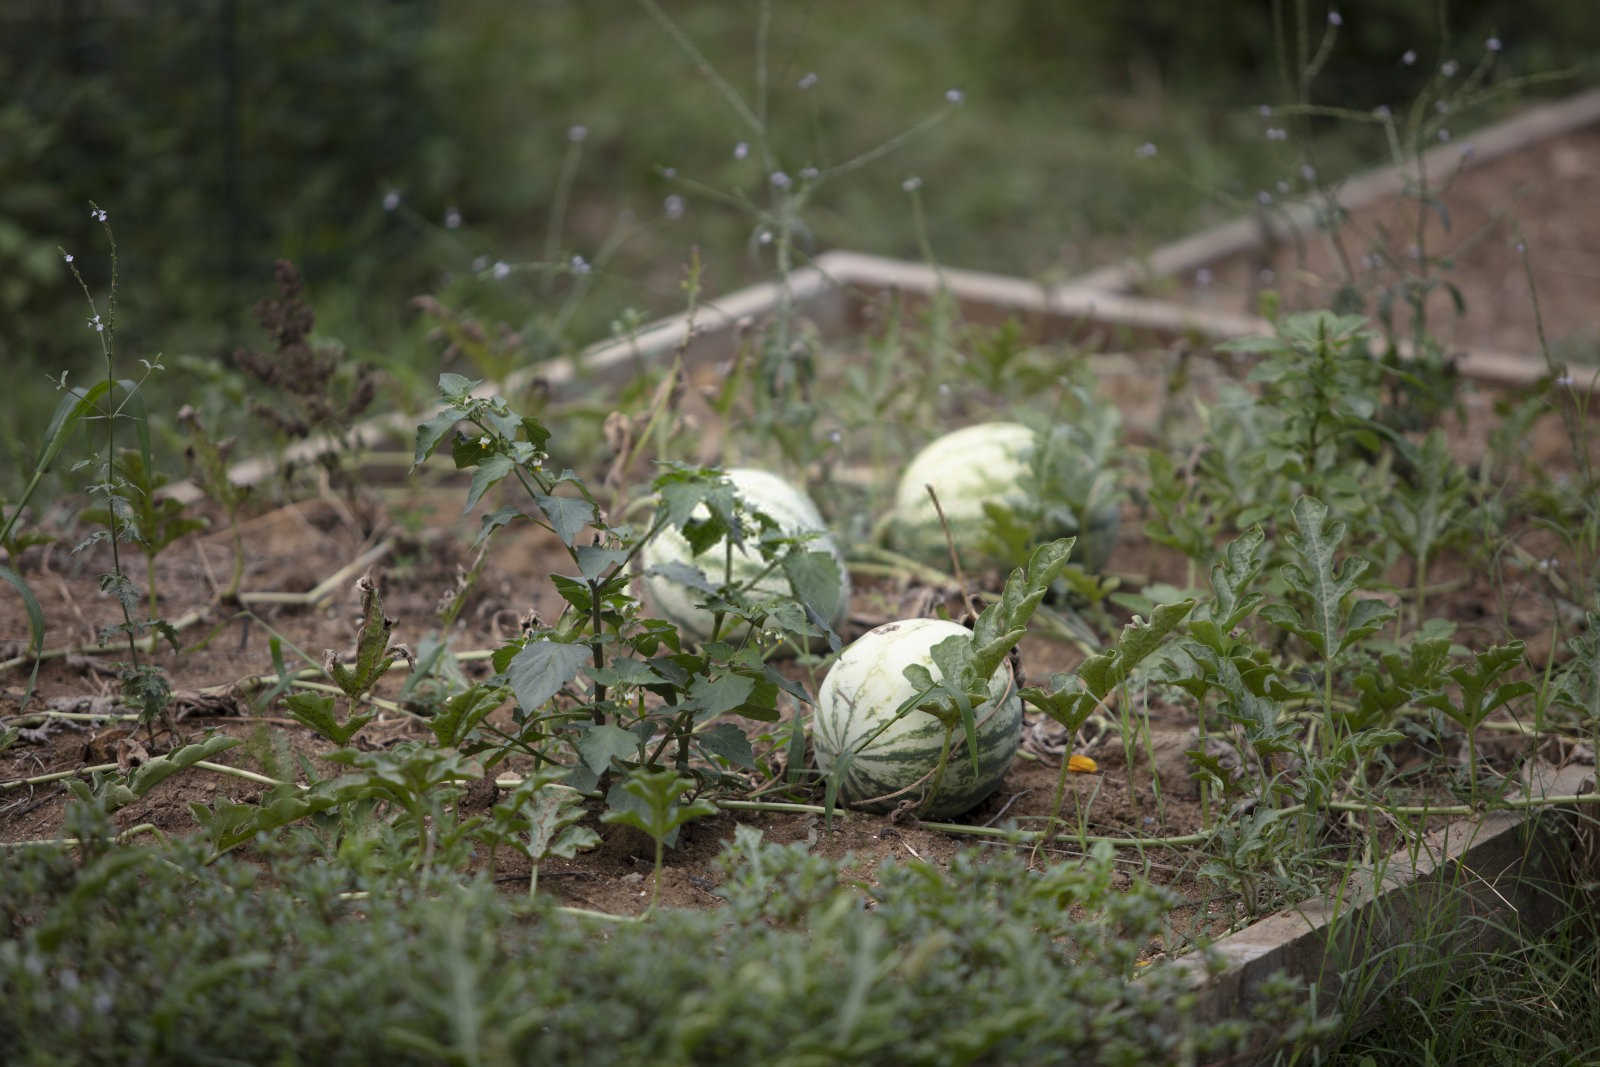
1166 126 1600 362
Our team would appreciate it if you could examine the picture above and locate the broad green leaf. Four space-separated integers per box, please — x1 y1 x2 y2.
535 493 595 547
782 549 844 629
575 545 630 581
687 672 756 719
412 407 464 468
508 638 591 714
575 723 639 775
463 453 514 514
696 722 756 769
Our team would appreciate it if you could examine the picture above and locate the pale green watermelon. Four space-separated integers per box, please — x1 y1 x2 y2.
641 467 849 643
889 421 1119 570
812 617 1021 818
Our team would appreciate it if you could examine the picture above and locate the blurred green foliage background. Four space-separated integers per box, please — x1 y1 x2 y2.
2 0 1595 490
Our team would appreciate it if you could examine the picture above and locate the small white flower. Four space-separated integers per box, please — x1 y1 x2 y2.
1257 190 1273 205
798 71 818 90
492 260 510 279
90 207 107 222
1441 59 1459 77
944 87 964 104
661 166 677 179
756 229 773 245
1258 104 1273 117
799 165 818 180
1460 144 1476 162
1408 243 1422 260
1401 49 1417 66
1515 241 1527 254
663 194 685 220
1436 100 1450 114
937 383 952 397
478 435 492 447
733 141 749 160
1266 127 1288 141
1437 128 1451 142
62 251 74 264
1486 36 1502 53
570 254 591 275
1300 163 1318 182
1328 11 1343 26
1374 104 1392 119
88 314 104 333
1195 267 1214 287
1554 373 1574 387
902 175 923 192
769 170 791 188
567 124 588 143
1276 180 1290 194
445 207 462 229
827 429 842 444
1135 141 1158 158
383 190 401 212
471 255 488 272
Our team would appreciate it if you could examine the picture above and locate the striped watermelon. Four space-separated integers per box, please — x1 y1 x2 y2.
812 617 1022 818
641 467 849 644
889 421 1120 570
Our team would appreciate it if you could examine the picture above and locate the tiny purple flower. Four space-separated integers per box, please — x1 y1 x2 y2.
471 255 488 273
798 71 818 90
769 170 791 189
91 207 108 222
1437 128 1451 142
492 260 510 280
383 190 401 212
445 207 462 230
733 141 749 160
1402 49 1417 66
62 251 74 264
1486 36 1502 53
1135 142 1158 159
1258 104 1273 117
1374 104 1392 120
1441 59 1459 77
1301 163 1318 182
568 124 588 143
945 88 964 104
1257 190 1273 205
1266 127 1288 141
799 165 819 180
1328 11 1342 26
570 255 591 275
1195 267 1214 287
664 194 685 219
661 166 677 179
